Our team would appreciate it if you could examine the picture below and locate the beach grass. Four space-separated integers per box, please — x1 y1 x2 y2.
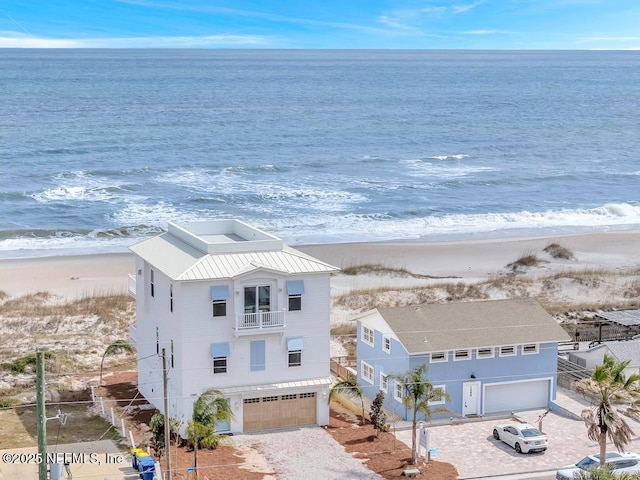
543 242 575 259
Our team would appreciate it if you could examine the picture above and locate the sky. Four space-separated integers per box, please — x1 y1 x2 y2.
1 0 639 50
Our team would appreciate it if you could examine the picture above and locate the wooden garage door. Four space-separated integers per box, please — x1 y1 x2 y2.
243 392 316 431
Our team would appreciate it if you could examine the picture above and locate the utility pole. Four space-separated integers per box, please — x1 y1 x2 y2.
162 348 171 480
36 349 47 480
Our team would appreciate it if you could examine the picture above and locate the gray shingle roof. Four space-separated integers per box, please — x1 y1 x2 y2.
130 232 338 280
377 298 571 354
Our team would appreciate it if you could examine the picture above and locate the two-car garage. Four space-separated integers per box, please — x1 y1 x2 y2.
243 392 317 431
483 378 551 415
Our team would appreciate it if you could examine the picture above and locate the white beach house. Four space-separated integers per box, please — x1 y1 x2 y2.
128 219 338 433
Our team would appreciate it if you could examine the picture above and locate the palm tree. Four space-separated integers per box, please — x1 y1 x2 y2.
99 339 135 385
186 388 234 477
574 467 640 479
576 353 640 467
328 374 365 425
391 364 451 465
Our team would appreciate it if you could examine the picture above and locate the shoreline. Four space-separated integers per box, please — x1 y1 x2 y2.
0 230 639 300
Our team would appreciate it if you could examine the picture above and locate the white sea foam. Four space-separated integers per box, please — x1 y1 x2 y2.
30 171 137 203
429 154 470 161
401 159 494 179
261 202 640 245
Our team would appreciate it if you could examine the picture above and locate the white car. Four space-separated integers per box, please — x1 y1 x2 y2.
555 452 640 479
492 423 547 454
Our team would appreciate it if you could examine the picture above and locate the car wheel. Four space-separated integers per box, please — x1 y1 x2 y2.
515 443 522 454
493 429 499 440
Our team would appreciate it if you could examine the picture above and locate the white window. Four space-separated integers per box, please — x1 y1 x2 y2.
429 385 446 405
361 361 374 384
211 342 230 374
454 349 471 361
362 326 374 347
430 351 447 363
476 347 495 359
211 286 229 317
213 357 227 374
394 381 404 402
522 343 539 355
380 373 388 393
383 336 391 354
286 280 304 311
169 284 173 312
170 339 174 368
287 337 304 367
155 326 159 355
500 345 516 357
150 269 155 298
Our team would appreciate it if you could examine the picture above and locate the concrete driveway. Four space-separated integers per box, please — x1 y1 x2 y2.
393 390 640 479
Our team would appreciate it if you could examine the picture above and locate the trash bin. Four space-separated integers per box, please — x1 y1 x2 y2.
141 470 154 480
49 461 64 480
138 456 155 474
131 448 143 469
135 451 150 472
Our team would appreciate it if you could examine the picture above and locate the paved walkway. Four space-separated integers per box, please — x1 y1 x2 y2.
392 386 640 479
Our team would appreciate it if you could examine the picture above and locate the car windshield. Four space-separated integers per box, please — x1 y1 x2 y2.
521 428 542 437
576 457 598 469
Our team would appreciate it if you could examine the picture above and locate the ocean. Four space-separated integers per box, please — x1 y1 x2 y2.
1 49 639 258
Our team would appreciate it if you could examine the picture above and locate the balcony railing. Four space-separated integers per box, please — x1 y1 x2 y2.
127 274 136 298
235 310 285 332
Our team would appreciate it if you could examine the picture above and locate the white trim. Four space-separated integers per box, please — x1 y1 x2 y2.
453 349 471 361
499 345 516 357
380 373 388 393
394 381 403 402
522 343 539 355
361 361 374 384
476 347 495 359
430 351 447 363
383 336 391 354
362 326 374 347
429 385 446 405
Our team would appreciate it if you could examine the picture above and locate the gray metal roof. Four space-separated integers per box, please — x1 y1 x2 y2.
130 232 338 281
377 298 571 354
595 310 640 327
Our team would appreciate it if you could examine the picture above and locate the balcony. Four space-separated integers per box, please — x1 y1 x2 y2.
234 310 285 335
127 274 136 298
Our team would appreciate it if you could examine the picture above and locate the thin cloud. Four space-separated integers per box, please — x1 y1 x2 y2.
461 29 514 35
117 0 394 36
580 36 640 42
452 1 485 14
0 32 272 48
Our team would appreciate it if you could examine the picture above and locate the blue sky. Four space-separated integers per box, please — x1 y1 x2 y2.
1 0 639 49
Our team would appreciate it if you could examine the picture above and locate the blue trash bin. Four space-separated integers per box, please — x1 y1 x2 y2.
141 470 154 480
138 456 155 474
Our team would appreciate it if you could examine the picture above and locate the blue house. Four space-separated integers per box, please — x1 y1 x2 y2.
355 298 571 421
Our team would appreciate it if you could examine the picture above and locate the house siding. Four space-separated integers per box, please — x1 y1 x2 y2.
357 314 561 422
135 254 333 433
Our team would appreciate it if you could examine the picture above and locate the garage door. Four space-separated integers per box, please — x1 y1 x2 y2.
243 392 316 431
483 379 550 414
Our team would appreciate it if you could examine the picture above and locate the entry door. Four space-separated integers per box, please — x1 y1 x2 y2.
462 381 481 416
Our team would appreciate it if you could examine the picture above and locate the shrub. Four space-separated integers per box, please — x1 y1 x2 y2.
544 243 574 259
507 251 540 270
370 391 388 437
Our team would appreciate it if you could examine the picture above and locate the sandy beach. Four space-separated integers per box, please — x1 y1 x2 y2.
0 230 638 300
